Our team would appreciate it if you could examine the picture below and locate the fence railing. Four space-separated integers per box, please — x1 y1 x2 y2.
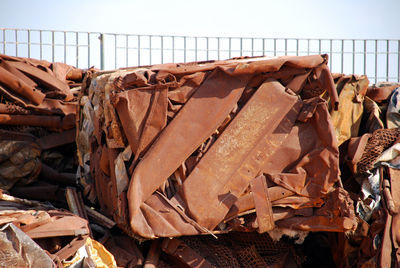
1 28 400 83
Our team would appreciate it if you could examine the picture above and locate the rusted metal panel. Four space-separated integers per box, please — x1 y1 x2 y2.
181 79 299 230
250 175 275 233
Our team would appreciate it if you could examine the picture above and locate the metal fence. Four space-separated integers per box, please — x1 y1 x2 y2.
1 28 400 83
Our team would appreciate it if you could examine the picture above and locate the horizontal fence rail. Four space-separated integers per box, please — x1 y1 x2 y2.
1 28 400 83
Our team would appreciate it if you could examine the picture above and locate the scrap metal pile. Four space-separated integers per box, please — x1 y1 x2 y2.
0 53 399 267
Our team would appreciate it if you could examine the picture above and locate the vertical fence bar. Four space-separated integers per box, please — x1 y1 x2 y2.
341 39 344 74
64 32 67 64
40 30 42 60
251 38 254 56
99 33 104 70
183 36 186 62
352 40 355 75
88 32 91 68
161 36 164 64
318 39 321 55
364 40 366 75
229 37 231 58
27 30 30 58
138 35 141 66
284 39 287 56
262 38 265 56
76 32 79 68
194 36 197 61
296 39 299 56
51 31 54 62
240 37 242 56
386 40 389 81
329 39 332 71
217 37 220 60
149 35 152 64
274 38 276 56
2 29 5 54
114 34 117 69
15 30 18 57
375 40 378 83
125 35 128 67
172 36 174 62
206 37 209 60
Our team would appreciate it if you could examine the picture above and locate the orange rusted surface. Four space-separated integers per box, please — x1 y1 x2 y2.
2 52 400 267
77 54 357 240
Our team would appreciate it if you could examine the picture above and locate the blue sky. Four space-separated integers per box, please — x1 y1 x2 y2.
1 0 400 39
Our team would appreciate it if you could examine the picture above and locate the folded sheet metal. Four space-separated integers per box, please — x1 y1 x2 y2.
330 74 369 145
0 54 88 192
77 54 357 240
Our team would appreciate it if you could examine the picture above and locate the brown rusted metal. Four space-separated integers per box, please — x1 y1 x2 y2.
250 175 275 233
36 129 76 150
143 239 161 268
4 52 400 266
367 83 400 103
24 212 89 238
10 183 60 202
0 63 45 105
75 54 356 240
0 102 32 115
66 187 88 220
161 238 215 268
40 163 76 186
84 205 116 229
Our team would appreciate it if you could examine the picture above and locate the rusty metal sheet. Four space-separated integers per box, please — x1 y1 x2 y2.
128 67 251 238
24 211 89 238
76 54 354 240
36 129 76 150
0 63 45 105
330 74 369 145
181 79 299 230
250 175 275 233
0 54 84 191
367 82 400 103
275 188 356 232
6 60 73 101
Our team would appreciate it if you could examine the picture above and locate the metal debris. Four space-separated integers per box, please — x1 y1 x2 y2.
1 53 400 267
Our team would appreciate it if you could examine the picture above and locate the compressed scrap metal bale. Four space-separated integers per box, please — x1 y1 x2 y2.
327 79 400 267
0 54 87 191
77 54 357 240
